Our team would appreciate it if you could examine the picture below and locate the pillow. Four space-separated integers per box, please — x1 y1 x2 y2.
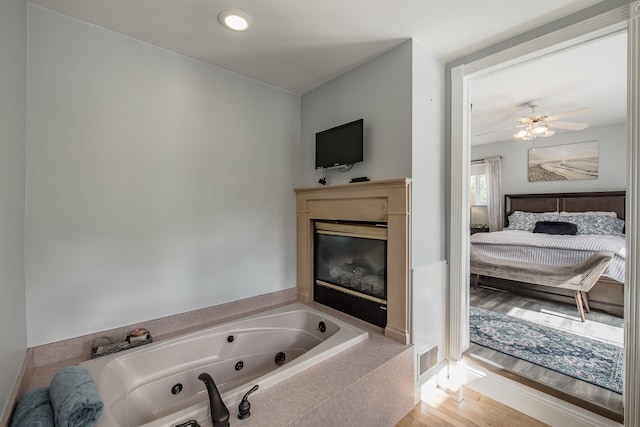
560 215 625 236
559 211 618 217
506 211 560 231
533 221 578 235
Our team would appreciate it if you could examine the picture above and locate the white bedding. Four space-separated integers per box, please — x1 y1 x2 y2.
470 230 626 282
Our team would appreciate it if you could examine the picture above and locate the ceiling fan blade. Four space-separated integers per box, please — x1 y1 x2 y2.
515 117 532 124
475 127 512 136
546 107 594 121
475 124 525 136
549 121 589 131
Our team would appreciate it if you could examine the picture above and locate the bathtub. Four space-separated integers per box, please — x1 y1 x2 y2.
80 303 368 427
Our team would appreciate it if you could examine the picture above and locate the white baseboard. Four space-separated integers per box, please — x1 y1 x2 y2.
461 362 622 427
419 362 621 427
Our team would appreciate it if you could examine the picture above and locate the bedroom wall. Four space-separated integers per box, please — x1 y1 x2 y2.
299 41 412 187
471 122 626 195
0 0 27 415
26 6 300 346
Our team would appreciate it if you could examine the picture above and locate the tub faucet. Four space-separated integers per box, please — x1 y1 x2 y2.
197 372 230 427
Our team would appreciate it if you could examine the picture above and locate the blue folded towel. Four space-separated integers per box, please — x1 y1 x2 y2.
49 366 103 427
9 386 54 427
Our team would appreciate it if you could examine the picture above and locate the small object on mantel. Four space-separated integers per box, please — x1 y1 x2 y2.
350 176 369 183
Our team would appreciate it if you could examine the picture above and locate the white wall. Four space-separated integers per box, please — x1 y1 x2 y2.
26 6 300 346
0 0 27 415
410 40 448 376
299 41 413 187
411 40 446 266
471 122 626 195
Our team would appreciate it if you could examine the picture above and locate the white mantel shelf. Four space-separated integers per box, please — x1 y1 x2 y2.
294 178 412 344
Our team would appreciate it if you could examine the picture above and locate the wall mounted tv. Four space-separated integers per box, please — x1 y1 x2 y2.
315 119 363 169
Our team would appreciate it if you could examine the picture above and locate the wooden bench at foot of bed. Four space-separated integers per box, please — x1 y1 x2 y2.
470 248 615 322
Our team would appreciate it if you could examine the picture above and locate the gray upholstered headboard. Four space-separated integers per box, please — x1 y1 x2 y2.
504 191 626 227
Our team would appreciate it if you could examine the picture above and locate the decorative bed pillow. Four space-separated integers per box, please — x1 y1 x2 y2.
532 221 578 235
559 211 618 217
505 211 559 231
560 215 625 236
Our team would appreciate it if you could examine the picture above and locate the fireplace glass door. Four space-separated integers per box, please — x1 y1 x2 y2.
314 221 387 327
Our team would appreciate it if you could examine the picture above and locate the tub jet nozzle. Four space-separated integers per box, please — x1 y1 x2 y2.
275 352 286 365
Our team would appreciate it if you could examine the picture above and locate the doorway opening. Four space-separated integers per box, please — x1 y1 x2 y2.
448 4 639 424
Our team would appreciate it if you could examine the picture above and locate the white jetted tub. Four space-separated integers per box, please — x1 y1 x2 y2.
80 303 368 427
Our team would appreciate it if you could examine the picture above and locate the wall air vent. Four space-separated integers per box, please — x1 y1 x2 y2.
419 346 438 377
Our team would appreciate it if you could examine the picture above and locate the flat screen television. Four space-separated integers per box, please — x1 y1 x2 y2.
315 119 363 168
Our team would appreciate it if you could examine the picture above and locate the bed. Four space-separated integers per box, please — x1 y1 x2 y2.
470 191 626 317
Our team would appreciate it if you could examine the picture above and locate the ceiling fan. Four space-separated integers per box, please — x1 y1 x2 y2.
477 100 593 141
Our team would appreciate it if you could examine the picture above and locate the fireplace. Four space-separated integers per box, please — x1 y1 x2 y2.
314 221 387 327
295 178 411 344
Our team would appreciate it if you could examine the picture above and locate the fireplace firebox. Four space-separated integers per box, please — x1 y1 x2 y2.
314 221 387 327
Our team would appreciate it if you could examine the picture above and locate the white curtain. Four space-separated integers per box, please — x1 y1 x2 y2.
485 157 503 232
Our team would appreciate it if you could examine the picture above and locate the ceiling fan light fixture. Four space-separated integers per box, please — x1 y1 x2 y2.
531 124 548 135
218 9 252 31
514 130 534 140
479 101 591 143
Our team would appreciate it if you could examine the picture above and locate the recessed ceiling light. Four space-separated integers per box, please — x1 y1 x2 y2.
218 9 251 31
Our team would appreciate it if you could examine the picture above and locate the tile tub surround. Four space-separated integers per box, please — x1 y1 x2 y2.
191 302 413 427
3 290 414 427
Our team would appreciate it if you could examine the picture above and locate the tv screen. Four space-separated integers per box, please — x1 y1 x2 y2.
315 119 363 168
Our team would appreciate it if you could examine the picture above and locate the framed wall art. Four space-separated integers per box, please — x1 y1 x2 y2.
527 140 598 182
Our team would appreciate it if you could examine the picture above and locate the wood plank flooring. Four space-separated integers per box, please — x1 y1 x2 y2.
396 386 548 427
467 285 624 422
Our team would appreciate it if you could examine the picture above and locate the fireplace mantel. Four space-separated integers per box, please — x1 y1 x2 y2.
295 178 411 344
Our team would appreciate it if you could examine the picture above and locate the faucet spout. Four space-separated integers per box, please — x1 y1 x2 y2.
198 372 230 427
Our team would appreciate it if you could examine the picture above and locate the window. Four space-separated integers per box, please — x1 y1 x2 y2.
470 163 487 205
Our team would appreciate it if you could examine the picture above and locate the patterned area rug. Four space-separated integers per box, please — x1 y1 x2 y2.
470 306 623 394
